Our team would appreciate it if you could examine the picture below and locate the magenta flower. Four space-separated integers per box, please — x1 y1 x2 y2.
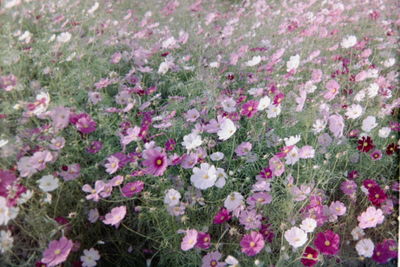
103 206 126 228
260 223 275 243
258 167 273 179
165 138 176 151
75 114 97 134
273 92 285 106
86 140 103 154
142 148 168 176
196 232 211 249
41 237 73 267
372 239 398 264
213 208 232 224
240 231 265 256
370 150 382 161
368 185 387 207
301 246 319 267
314 230 340 255
121 181 144 197
241 100 259 118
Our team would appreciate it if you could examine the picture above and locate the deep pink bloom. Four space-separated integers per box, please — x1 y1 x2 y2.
301 246 319 267
165 139 176 151
340 180 357 196
368 186 387 207
121 181 144 197
213 208 232 224
241 100 259 118
142 148 168 176
363 179 378 190
75 114 96 134
240 231 265 256
372 239 398 264
273 92 285 106
314 230 340 255
259 167 273 179
259 223 275 243
0 169 17 197
347 170 359 180
370 150 382 161
86 141 103 154
196 232 211 249
41 237 74 267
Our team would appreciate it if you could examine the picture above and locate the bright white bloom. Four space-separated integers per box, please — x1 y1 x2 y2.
367 83 379 98
37 175 60 192
81 248 101 267
217 118 236 141
284 226 308 248
162 37 177 49
56 32 72 43
361 116 378 132
87 2 99 14
267 104 281 118
284 135 301 146
0 139 8 148
286 54 300 72
345 104 363 119
164 189 181 207
351 226 365 241
383 58 395 68
257 96 271 111
33 92 50 115
210 152 224 161
0 230 13 253
285 146 300 165
88 208 99 223
312 119 326 134
0 197 11 226
378 127 391 138
354 90 366 102
17 190 34 205
222 98 236 113
341 35 357 48
158 61 171 75
356 239 374 258
190 163 217 190
215 167 227 188
225 255 239 266
182 132 202 150
245 56 261 67
300 218 317 233
18 31 32 43
224 192 244 211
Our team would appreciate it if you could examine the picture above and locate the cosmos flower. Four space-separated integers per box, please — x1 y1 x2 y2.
142 148 168 176
240 231 265 256
41 237 73 267
314 230 340 255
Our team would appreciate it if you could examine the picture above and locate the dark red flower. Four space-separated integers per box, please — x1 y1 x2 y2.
363 179 378 190
368 186 387 207
301 246 319 267
259 223 275 243
347 170 359 180
386 143 399 155
357 136 374 152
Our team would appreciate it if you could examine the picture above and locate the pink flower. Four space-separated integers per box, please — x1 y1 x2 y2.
142 148 168 176
370 150 382 161
239 209 262 230
75 114 96 134
121 127 140 145
60 163 80 181
241 100 259 118
103 206 126 228
201 251 225 267
82 181 105 202
196 232 211 249
357 206 384 229
269 156 285 176
105 156 120 174
314 230 340 255
323 80 340 101
121 181 144 197
181 229 198 251
184 109 200 122
372 239 398 264
246 192 272 208
329 201 346 216
41 237 73 267
328 114 344 138
340 180 357 196
240 231 265 256
299 146 315 159
213 208 232 224
235 142 252 156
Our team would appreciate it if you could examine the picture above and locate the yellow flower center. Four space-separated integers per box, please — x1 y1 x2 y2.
250 241 256 247
307 253 313 259
131 186 137 191
325 240 331 246
54 249 61 255
156 159 162 166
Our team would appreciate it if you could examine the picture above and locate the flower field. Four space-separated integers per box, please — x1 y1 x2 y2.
0 0 399 266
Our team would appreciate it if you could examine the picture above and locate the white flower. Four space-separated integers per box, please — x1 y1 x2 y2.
57 32 72 43
217 118 236 141
354 90 366 102
33 92 50 115
43 193 52 204
356 239 374 258
190 163 217 190
88 208 99 223
351 226 365 241
345 104 363 119
87 2 99 14
285 146 300 165
383 58 395 68
378 127 391 138
367 83 379 98
164 189 181 207
37 175 59 192
0 139 8 148
258 96 271 111
81 248 101 267
224 192 243 211
300 218 317 233
210 152 224 161
222 98 236 113
361 116 378 132
245 56 261 67
182 132 202 150
162 37 177 49
158 61 170 75
215 167 227 188
341 35 357 49
18 31 32 43
284 226 308 248
284 135 301 146
0 230 13 253
286 54 300 72
267 104 281 118
312 119 326 134
17 190 33 205
225 255 239 266
0 197 11 226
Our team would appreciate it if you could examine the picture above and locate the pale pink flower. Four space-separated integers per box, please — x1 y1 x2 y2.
181 229 198 251
103 206 126 228
358 206 384 229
